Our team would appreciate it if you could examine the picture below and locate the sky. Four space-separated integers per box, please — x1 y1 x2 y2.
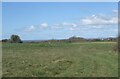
2 2 118 40
2 0 119 2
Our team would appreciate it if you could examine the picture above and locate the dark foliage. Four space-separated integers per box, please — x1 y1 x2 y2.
2 39 9 42
10 35 22 43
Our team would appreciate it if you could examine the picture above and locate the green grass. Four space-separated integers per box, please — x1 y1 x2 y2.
2 42 118 77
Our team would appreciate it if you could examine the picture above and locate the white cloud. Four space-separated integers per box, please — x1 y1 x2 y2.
23 10 118 32
70 27 75 31
71 23 77 27
69 27 79 31
62 22 71 26
62 22 77 27
25 25 35 32
112 9 118 13
81 14 118 26
52 24 63 29
40 23 48 28
61 22 78 31
109 35 117 38
91 26 102 29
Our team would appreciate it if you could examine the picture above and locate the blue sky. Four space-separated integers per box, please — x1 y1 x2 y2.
2 2 118 40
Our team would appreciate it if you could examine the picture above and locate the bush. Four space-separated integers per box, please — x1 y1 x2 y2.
10 35 22 43
2 39 9 42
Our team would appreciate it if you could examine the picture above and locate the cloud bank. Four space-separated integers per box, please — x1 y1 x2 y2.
24 9 118 32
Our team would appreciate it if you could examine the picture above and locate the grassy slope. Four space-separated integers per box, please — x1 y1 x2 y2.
2 42 118 77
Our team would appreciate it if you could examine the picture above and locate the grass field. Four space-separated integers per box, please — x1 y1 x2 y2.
2 42 118 77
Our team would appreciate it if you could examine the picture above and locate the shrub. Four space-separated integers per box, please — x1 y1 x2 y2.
10 35 22 43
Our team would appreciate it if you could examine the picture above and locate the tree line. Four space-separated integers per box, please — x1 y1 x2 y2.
1 34 118 43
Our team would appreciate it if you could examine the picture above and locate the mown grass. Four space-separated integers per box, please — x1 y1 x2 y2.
2 42 118 77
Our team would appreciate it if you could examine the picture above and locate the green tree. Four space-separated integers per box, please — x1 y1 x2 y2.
10 35 22 43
